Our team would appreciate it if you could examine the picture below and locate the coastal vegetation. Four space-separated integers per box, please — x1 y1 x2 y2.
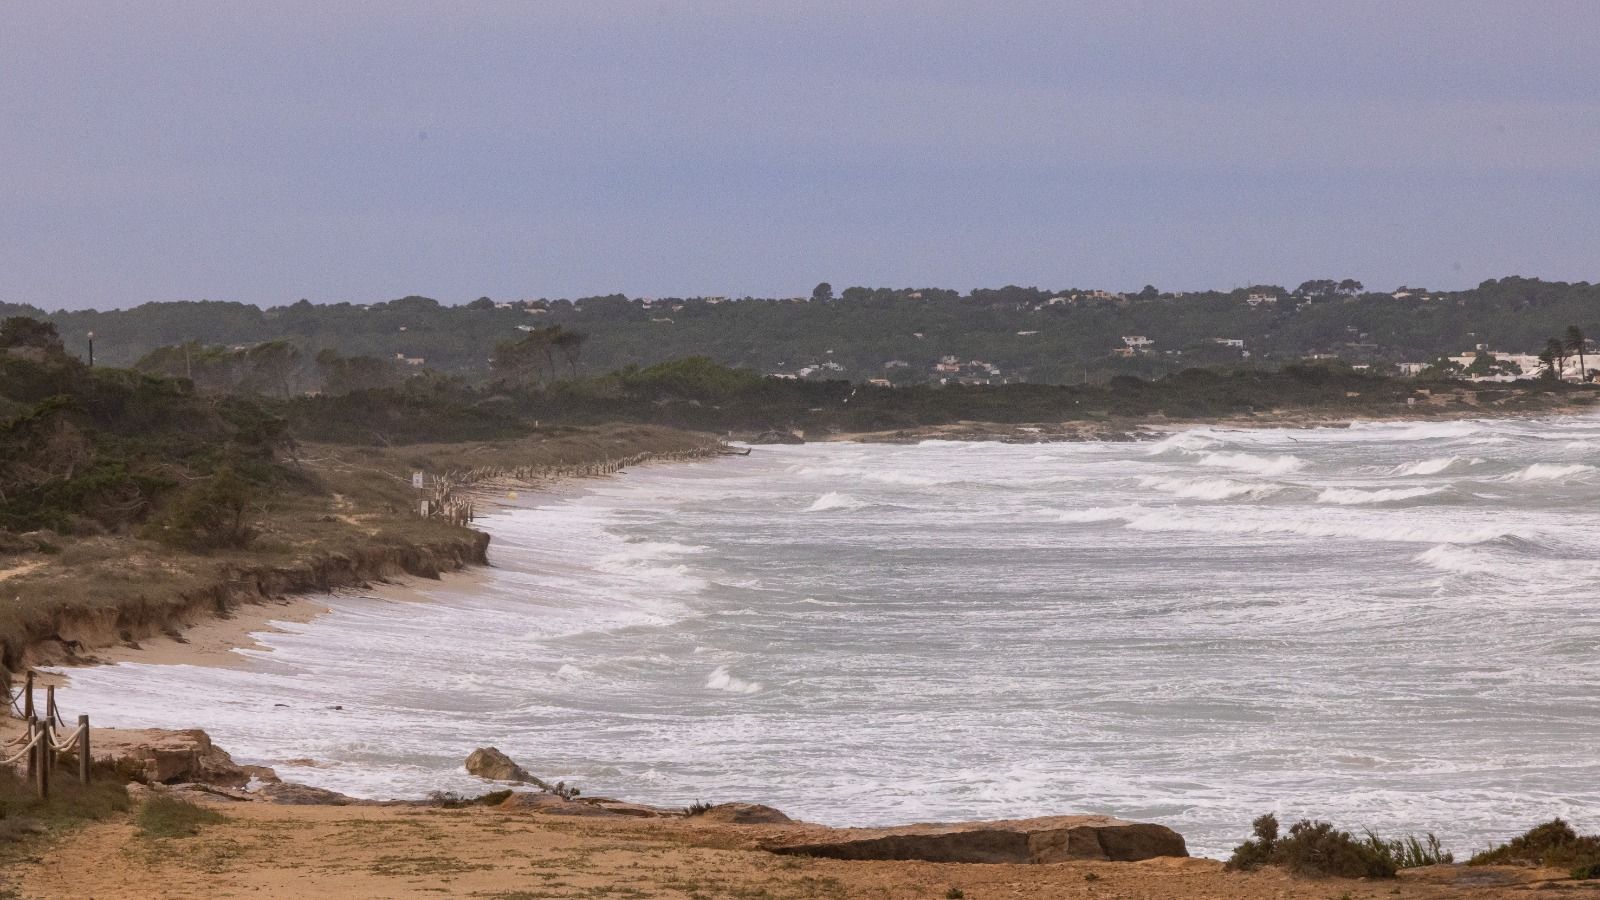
1225 813 1453 879
282 354 1592 444
1469 819 1600 879
0 317 725 676
7 275 1600 386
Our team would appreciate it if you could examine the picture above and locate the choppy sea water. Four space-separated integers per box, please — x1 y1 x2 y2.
58 415 1600 856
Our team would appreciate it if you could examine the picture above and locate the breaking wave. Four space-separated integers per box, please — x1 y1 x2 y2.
1140 476 1281 501
1500 463 1596 482
1392 456 1480 476
1316 486 1448 505
806 492 867 512
705 666 763 695
1147 431 1223 454
1414 545 1499 575
1197 451 1305 476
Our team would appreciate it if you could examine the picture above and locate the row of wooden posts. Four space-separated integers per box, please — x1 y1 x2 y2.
6 671 92 799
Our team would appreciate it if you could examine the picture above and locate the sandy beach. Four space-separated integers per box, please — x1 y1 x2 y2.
5 795 1576 900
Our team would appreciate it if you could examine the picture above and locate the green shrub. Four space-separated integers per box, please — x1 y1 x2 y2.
1363 830 1453 868
684 800 714 817
144 468 257 551
1468 819 1600 874
1226 813 1281 872
135 794 225 838
1226 813 1400 879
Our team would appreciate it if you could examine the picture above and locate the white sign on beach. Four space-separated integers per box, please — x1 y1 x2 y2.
412 471 425 489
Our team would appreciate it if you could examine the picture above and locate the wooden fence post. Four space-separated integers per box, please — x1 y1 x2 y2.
22 671 33 720
77 715 91 785
24 717 37 783
42 688 55 773
31 716 48 799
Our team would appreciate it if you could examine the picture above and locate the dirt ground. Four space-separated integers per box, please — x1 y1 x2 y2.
7 795 1585 900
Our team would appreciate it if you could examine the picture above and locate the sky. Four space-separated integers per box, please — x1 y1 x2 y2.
3 1 1599 310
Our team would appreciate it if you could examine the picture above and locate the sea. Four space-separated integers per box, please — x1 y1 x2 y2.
57 414 1600 856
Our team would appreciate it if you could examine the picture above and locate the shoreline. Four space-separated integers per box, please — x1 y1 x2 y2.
822 399 1598 443
56 567 496 674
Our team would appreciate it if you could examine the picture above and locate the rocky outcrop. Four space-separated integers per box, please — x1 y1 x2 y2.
767 815 1187 864
464 746 561 793
694 803 793 825
96 728 253 787
467 747 540 784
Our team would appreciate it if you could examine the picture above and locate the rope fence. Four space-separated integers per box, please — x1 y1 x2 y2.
4 672 94 797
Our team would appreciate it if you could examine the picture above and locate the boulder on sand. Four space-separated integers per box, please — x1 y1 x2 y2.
767 815 1186 864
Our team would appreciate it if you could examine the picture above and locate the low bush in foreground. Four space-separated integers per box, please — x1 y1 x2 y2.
1227 813 1451 879
1469 819 1600 879
135 794 226 838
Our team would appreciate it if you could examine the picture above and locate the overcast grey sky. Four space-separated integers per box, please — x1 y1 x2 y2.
3 1 1597 309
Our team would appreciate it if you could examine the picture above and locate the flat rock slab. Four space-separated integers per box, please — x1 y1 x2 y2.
767 815 1186 864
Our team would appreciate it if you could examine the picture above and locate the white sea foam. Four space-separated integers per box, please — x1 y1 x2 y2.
1056 505 1146 523
806 491 867 511
1140 476 1280 500
1378 421 1485 441
1196 451 1304 475
705 666 763 695
1315 486 1447 505
1123 509 1524 544
1500 463 1596 482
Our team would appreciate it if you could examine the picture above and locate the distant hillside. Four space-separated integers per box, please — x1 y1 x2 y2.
5 276 1597 385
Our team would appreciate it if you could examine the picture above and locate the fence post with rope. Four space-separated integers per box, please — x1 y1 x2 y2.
43 686 57 773
4 678 93 797
32 716 48 800
77 714 91 785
